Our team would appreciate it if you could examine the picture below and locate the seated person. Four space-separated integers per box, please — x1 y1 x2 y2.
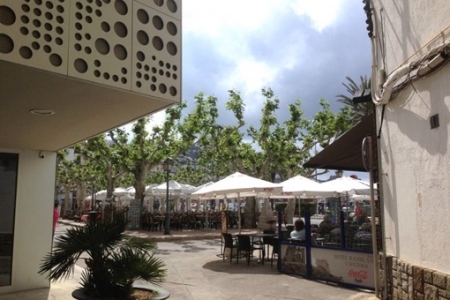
317 214 333 236
290 219 305 240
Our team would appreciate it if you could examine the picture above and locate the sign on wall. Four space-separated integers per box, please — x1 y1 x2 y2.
280 244 307 277
127 199 141 229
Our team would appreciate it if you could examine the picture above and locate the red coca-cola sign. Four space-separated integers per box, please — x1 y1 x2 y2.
348 269 368 280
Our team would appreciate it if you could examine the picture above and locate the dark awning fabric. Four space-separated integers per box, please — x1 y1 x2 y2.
303 115 375 172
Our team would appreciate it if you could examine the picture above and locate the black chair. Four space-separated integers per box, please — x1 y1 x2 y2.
236 235 265 266
222 233 237 263
271 237 279 268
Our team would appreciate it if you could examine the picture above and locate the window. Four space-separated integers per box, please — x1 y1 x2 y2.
0 153 18 286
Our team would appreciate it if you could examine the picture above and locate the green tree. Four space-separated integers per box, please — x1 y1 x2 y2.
336 75 374 122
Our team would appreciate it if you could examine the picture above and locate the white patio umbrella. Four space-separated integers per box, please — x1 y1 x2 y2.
191 172 283 233
317 176 371 196
275 174 325 198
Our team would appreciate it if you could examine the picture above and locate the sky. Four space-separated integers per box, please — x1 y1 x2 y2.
150 0 372 180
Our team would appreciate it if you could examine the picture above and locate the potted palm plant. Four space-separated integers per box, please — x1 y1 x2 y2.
39 215 168 299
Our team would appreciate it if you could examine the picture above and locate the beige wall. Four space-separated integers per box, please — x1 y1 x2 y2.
374 0 450 272
0 149 56 294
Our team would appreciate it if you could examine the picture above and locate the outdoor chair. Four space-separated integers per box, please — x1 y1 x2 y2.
222 233 237 263
262 229 275 259
271 237 279 268
236 235 265 266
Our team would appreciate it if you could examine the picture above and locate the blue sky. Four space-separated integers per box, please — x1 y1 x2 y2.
147 0 372 181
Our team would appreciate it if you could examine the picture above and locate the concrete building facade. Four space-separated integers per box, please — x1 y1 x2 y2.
0 0 181 295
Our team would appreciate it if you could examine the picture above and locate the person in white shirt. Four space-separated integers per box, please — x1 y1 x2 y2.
290 219 305 240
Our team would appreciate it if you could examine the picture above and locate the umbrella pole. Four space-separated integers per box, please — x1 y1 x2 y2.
238 192 241 234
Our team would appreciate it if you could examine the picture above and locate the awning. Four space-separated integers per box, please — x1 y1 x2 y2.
303 114 375 172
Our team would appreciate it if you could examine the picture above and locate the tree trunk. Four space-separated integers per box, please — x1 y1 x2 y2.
284 198 295 225
243 197 257 228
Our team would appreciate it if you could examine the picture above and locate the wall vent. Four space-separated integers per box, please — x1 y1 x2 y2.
430 114 440 129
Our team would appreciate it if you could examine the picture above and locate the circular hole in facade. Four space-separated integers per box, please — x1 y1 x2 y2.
49 53 62 66
152 15 163 30
86 16 92 23
87 0 93 3
169 86 177 96
114 22 127 38
167 42 177 56
95 0 102 6
75 33 82 40
22 4 30 13
136 72 141 78
103 72 110 80
33 19 41 27
19 46 33 59
114 44 127 60
85 33 91 40
167 0 177 13
74 58 88 73
94 59 101 67
56 5 64 13
121 67 127 74
172 73 177 80
152 55 156 60
150 84 156 91
136 51 145 61
35 0 43 5
137 9 149 24
158 83 167 94
144 65 149 71
136 81 141 88
137 30 149 45
86 6 92 13
75 12 82 20
121 77 127 84
151 76 156 82
94 70 100 77
44 23 52 31
114 0 128 15
55 37 62 45
31 41 40 49
75 22 82 30
144 74 149 80
56 26 63 34
95 38 110 54
74 43 82 51
44 33 51 42
158 69 163 75
167 21 177 35
20 27 29 35
46 1 54 9
32 30 41 38
85 46 91 54
152 36 163 50
21 15 29 23
56 15 63 23
103 0 111 4
158 60 164 67
153 0 163 7
45 12 52 20
75 2 83 9
95 10 101 17
165 63 171 69
33 8 42 16
101 21 110 32
151 67 157 73
43 45 51 53
0 34 14 53
112 75 118 81
0 6 16 25
165 71 170 77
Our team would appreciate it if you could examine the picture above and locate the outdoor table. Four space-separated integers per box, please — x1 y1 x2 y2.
240 233 276 260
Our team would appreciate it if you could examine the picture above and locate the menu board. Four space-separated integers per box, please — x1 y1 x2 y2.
127 199 141 229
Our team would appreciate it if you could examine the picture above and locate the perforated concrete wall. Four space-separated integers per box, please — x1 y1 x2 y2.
0 0 181 101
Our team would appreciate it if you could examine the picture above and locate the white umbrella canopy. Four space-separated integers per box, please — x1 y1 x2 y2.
94 190 107 201
311 176 371 197
151 180 193 196
112 187 128 197
191 172 283 200
143 184 158 196
277 175 324 198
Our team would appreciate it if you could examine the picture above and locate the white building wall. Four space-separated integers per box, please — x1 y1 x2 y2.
0 149 56 294
375 0 450 272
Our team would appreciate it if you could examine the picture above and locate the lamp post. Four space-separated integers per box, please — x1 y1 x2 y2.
163 158 173 235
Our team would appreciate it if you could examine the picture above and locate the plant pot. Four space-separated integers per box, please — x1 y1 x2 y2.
72 284 170 300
